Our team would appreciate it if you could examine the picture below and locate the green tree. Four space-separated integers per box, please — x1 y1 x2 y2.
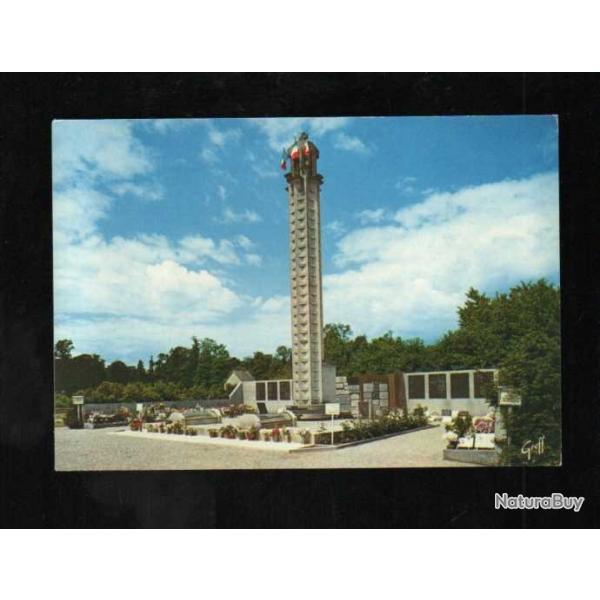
431 280 561 465
56 353 105 395
147 356 155 382
195 338 231 388
135 359 146 382
323 323 353 373
242 351 275 381
274 345 292 378
87 381 124 403
122 382 146 403
54 339 74 360
106 360 133 384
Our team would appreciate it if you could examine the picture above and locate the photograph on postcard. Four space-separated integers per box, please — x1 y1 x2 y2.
53 115 560 470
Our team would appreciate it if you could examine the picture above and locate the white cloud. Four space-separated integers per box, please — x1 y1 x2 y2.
251 116 350 151
325 172 559 341
334 132 369 154
111 181 164 201
217 184 227 201
200 148 219 165
356 208 386 224
55 292 291 362
220 207 262 224
53 120 271 362
53 120 151 187
54 234 241 323
245 253 263 266
178 235 241 265
150 119 197 134
325 220 347 237
248 150 280 179
53 187 112 246
208 125 241 148
395 176 417 194
235 234 254 250
197 122 243 171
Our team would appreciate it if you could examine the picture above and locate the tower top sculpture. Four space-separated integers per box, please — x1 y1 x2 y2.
280 132 322 181
283 132 326 406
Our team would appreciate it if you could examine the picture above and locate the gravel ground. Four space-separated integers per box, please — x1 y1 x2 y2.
54 425 477 470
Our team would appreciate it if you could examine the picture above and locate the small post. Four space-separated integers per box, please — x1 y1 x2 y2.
331 413 334 445
72 395 84 428
325 403 340 446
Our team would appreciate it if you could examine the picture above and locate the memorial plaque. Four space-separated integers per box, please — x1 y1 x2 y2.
428 373 447 399
325 403 340 415
267 381 278 400
450 373 469 398
72 396 84 405
279 380 291 400
408 374 425 399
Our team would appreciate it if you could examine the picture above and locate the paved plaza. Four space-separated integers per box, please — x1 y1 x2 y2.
55 425 477 470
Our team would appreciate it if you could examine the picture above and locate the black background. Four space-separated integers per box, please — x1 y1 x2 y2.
0 73 598 528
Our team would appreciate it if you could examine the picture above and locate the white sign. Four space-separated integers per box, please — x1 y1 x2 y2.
457 435 474 449
325 403 340 415
72 396 84 405
475 433 496 449
136 403 144 413
499 387 522 406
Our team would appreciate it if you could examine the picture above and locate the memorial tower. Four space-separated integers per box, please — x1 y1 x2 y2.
282 132 325 406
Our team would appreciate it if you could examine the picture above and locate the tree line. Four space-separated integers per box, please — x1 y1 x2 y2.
54 336 292 404
55 280 561 464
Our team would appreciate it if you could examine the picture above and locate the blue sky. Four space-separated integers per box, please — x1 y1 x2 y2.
53 115 559 364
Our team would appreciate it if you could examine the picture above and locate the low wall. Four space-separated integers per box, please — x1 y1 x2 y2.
82 398 231 415
443 448 500 466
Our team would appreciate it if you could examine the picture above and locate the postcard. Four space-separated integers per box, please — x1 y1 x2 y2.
53 115 560 470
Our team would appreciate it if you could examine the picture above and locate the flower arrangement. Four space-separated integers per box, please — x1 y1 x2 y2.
271 428 282 442
208 428 219 438
246 427 260 441
445 413 473 438
283 428 292 443
130 418 142 431
220 424 238 439
444 431 459 448
237 430 247 440
412 405 428 419
262 431 272 442
473 417 495 434
221 404 258 418
339 411 429 443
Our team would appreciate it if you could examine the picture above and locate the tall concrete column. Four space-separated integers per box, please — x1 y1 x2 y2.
285 133 324 406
